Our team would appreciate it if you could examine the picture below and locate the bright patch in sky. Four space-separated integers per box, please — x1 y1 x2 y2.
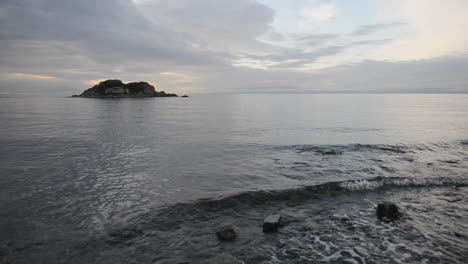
1 0 468 94
7 73 58 81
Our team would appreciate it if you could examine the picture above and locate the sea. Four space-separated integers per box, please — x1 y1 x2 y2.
0 94 467 263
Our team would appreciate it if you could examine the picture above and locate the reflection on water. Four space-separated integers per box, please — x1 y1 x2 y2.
0 94 467 263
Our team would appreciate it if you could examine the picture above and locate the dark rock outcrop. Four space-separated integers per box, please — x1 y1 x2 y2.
74 79 177 98
376 203 400 222
216 227 237 241
263 214 281 233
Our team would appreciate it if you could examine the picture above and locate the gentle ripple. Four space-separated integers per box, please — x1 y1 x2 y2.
0 94 468 263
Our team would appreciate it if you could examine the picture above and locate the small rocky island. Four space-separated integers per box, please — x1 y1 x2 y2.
72 79 178 98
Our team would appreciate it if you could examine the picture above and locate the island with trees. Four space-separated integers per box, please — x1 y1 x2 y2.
72 79 178 98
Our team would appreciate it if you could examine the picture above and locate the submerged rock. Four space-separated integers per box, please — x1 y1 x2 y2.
376 203 400 222
216 227 237 241
263 214 281 233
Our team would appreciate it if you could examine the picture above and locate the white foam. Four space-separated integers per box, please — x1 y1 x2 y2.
340 179 383 191
339 177 468 191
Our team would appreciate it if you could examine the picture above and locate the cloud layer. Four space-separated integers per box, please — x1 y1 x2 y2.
0 0 467 94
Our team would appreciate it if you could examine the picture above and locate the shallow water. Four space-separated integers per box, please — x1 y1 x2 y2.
1 94 468 263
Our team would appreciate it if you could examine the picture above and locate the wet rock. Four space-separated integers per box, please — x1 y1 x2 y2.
263 214 281 233
376 203 400 222
216 227 237 241
181 95 189 97
300 226 312 232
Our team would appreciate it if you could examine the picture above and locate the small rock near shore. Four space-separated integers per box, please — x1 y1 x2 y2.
376 203 400 222
216 227 237 241
263 214 281 233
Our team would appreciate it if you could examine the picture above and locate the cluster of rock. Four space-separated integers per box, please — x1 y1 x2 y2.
216 213 284 242
72 79 178 98
216 203 400 242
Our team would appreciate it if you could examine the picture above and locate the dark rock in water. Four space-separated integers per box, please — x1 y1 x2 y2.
181 95 189 97
376 203 400 222
263 214 281 233
216 227 237 241
74 79 178 98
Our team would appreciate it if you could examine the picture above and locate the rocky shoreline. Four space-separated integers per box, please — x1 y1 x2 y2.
72 79 178 98
215 203 400 242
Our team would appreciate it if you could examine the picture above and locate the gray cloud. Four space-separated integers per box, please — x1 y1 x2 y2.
350 38 395 46
0 1 466 95
298 33 339 42
353 23 406 36
262 30 287 42
4 0 233 66
196 55 468 94
0 0 260 76
296 34 340 49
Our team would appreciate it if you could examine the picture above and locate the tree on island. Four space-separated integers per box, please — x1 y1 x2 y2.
73 79 178 98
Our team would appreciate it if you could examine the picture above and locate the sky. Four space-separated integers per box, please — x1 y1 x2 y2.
0 0 467 94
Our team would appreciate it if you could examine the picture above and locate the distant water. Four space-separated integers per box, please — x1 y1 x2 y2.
1 94 468 263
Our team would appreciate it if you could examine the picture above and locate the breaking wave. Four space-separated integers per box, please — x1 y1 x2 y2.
155 176 468 213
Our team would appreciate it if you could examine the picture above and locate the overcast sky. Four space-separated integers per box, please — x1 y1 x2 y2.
1 0 467 94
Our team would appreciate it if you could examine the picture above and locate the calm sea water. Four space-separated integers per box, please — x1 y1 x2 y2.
1 94 468 263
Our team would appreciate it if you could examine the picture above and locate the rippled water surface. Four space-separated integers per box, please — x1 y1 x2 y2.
1 94 468 263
